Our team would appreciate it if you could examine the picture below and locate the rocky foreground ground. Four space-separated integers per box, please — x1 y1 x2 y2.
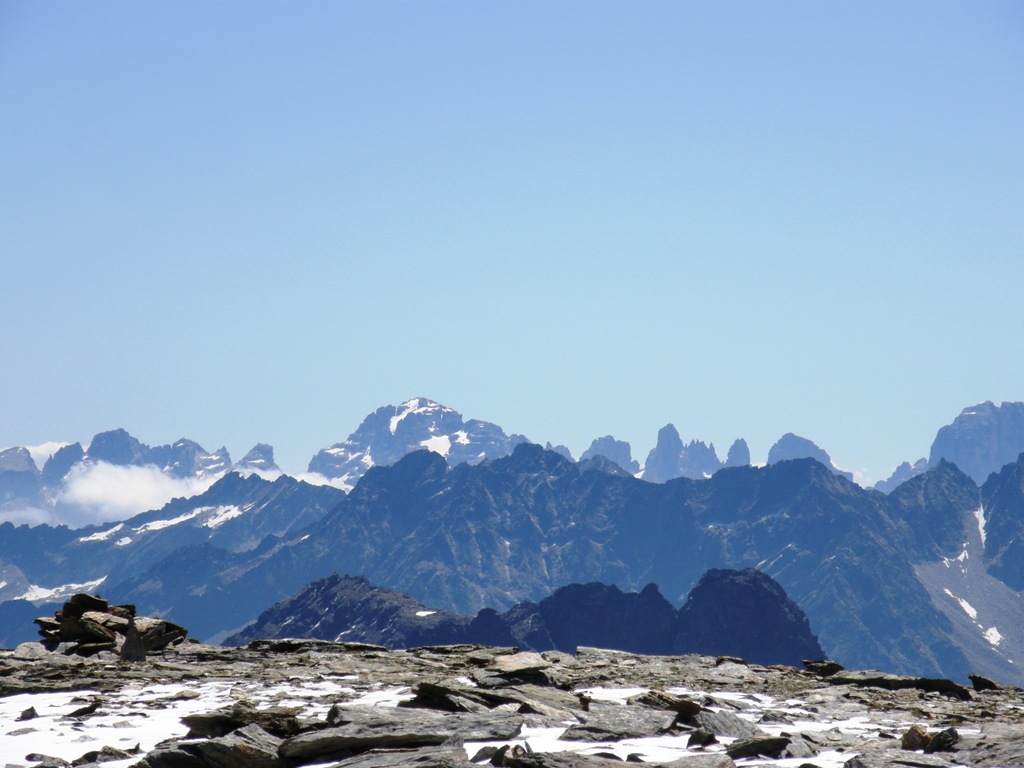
2 638 1024 768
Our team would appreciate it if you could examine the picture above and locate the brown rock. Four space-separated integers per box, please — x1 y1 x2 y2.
902 724 930 751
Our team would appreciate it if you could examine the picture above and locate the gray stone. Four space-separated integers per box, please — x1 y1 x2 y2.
329 745 475 767
725 735 790 758
279 707 524 760
691 709 761 739
560 700 676 742
660 757 737 768
842 753 955 768
137 723 282 768
828 670 972 701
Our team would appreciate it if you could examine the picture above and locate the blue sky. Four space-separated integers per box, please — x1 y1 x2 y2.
2 1 1023 484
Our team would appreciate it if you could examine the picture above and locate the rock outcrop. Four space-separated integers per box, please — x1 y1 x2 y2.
31 592 187 658
766 433 853 480
227 572 823 668
2 639 1024 768
673 568 825 666
930 401 1024 485
307 397 528 490
580 436 640 475
642 425 739 482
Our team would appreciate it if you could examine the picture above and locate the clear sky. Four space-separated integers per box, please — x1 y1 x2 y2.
2 1 1023 485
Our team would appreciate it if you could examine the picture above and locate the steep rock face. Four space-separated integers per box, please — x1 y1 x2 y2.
307 397 527 490
642 425 729 482
724 439 750 468
66 429 232 478
227 574 472 648
86 429 149 467
767 433 852 480
118 446 983 681
673 568 824 666
228 573 817 666
981 453 1024 590
930 402 1024 485
148 439 231 478
679 440 722 479
532 582 678 655
885 460 980 562
874 458 929 494
641 425 686 483
580 436 639 475
544 443 574 461
235 444 279 474
40 442 84 487
0 447 42 506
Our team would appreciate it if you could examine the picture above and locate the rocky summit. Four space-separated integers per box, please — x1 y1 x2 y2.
225 570 825 668
2 636 1024 768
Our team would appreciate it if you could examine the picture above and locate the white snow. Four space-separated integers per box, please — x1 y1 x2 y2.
134 507 205 533
454 430 471 445
975 505 987 546
75 523 125 543
115 536 133 547
16 577 107 603
985 627 1003 647
0 671 927 768
415 610 437 617
0 676 367 767
420 434 452 456
390 400 419 434
944 589 978 619
201 505 244 528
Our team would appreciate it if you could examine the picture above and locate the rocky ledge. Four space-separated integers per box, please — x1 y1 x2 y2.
1 639 1022 768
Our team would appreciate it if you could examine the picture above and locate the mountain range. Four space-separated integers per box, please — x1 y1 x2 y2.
224 569 825 668
6 399 1024 523
4 398 1024 686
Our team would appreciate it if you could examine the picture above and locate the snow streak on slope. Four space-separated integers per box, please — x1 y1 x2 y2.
916 506 1024 680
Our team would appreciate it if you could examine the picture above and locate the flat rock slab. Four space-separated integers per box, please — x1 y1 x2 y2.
489 652 552 674
279 706 524 760
136 723 284 768
560 700 677 742
628 689 702 718
842 753 956 768
329 745 475 767
499 752 647 768
828 671 972 701
660 757 738 768
725 735 790 759
690 709 762 739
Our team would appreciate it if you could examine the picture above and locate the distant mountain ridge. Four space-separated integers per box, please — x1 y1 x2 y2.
226 570 825 667
95 442 1024 684
875 401 1024 491
0 428 281 526
306 397 529 491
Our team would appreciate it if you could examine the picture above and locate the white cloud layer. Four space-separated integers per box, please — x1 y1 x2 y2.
294 471 354 492
0 505 59 527
54 461 220 528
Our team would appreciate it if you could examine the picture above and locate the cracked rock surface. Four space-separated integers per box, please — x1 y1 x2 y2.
1 640 1023 768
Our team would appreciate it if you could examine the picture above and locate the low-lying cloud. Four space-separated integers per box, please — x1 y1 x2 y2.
54 462 220 528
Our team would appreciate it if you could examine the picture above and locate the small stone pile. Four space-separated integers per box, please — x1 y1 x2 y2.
32 592 187 659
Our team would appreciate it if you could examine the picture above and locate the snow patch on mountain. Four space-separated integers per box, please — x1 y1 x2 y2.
307 397 527 489
420 434 452 456
916 503 1024 680
16 577 107 604
975 504 987 546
